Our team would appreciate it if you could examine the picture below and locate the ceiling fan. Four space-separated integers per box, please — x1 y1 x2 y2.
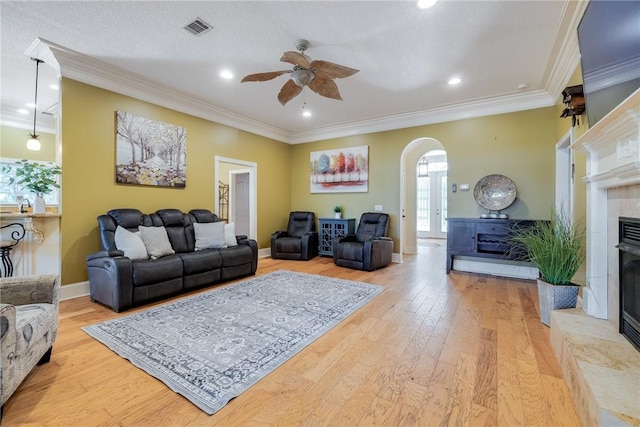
241 39 359 106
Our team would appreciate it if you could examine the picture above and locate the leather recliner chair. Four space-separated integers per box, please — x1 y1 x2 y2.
271 211 319 261
333 212 393 271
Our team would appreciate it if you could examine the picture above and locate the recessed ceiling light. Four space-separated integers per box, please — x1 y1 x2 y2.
417 0 437 9
17 108 29 114
220 70 234 80
49 84 59 90
25 102 36 108
448 77 462 85
302 110 312 118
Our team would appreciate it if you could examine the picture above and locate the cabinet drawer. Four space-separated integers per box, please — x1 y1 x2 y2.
476 222 509 235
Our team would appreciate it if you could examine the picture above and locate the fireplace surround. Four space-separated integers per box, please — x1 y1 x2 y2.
558 88 640 427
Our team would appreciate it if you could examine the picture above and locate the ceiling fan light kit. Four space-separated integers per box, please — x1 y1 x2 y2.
241 39 359 106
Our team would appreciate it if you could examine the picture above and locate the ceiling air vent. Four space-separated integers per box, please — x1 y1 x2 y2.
184 18 212 36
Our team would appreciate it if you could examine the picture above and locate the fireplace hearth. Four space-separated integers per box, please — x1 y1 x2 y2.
618 217 640 351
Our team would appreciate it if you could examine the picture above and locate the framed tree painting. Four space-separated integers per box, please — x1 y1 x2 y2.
115 111 186 187
310 145 368 193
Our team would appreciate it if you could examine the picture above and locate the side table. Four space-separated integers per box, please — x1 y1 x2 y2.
318 218 356 256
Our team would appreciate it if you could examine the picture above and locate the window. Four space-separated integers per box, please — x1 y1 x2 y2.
0 158 60 206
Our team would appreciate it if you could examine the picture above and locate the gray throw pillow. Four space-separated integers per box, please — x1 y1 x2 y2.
138 226 175 259
224 223 238 247
114 226 148 260
194 222 226 250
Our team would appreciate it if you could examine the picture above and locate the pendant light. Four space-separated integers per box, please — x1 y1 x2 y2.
417 157 429 177
26 58 44 151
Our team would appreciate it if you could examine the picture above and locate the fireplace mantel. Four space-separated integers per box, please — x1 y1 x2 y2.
570 88 640 320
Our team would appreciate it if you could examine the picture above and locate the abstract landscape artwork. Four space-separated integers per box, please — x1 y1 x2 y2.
310 145 368 193
115 111 186 187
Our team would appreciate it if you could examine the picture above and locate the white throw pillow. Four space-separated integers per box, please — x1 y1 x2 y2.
193 222 226 250
138 226 175 259
224 223 238 247
114 226 148 260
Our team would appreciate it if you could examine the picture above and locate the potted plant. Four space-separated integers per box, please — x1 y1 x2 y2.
334 205 342 219
510 209 586 326
12 160 61 214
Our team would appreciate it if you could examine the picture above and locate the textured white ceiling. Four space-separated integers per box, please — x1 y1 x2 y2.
0 1 585 143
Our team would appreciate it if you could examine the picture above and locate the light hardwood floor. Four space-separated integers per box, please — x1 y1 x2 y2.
3 241 581 426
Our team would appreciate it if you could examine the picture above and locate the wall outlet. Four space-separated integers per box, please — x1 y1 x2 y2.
459 183 470 191
374 204 383 212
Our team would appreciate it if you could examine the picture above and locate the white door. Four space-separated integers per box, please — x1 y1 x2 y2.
417 171 448 239
231 171 250 236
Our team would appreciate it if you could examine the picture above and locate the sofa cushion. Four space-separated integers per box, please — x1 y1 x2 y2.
132 256 183 287
335 241 364 262
138 226 175 259
15 303 56 354
225 223 238 247
178 249 222 275
114 226 148 260
219 245 253 267
108 208 144 229
275 237 302 253
194 222 226 250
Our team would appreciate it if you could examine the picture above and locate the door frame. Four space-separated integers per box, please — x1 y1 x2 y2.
214 156 257 240
399 137 446 256
555 128 574 221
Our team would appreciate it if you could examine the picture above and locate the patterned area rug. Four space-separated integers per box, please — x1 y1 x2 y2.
83 270 384 415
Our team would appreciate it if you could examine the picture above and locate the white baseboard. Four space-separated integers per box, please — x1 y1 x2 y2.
258 248 271 258
453 259 538 280
392 252 402 263
61 280 90 300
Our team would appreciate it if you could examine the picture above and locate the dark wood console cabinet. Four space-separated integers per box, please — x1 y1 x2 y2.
446 218 539 273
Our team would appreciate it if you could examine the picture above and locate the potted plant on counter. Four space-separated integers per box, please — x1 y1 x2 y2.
334 205 342 219
510 209 586 326
13 160 61 214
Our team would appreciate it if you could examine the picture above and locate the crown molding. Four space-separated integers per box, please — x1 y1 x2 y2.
0 108 56 134
33 29 580 145
290 90 554 144
34 38 292 143
541 0 587 102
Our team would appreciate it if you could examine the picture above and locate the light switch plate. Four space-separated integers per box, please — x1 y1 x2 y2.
374 205 383 211
459 184 470 191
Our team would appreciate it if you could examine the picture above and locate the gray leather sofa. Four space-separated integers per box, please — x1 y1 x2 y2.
86 208 258 312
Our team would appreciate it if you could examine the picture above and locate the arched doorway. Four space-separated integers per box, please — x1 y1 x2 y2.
416 149 448 240
399 138 447 255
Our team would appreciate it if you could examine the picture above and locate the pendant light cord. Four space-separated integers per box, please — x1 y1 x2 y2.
31 58 43 137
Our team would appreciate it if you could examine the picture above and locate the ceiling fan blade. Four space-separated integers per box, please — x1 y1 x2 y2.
277 79 303 105
308 77 343 101
241 70 290 83
311 60 359 79
280 51 311 69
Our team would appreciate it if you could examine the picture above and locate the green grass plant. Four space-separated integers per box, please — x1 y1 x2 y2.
510 209 586 285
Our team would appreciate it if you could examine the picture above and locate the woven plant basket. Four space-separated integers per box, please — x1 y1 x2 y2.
536 279 579 327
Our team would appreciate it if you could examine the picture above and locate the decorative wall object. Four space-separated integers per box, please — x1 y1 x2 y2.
559 85 585 127
310 145 368 193
115 111 186 187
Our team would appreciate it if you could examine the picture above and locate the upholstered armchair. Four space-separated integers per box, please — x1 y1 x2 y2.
333 212 393 271
271 211 319 261
0 274 59 420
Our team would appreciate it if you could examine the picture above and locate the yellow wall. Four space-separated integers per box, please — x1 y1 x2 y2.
291 107 560 251
60 78 292 284
57 75 583 285
0 125 56 161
